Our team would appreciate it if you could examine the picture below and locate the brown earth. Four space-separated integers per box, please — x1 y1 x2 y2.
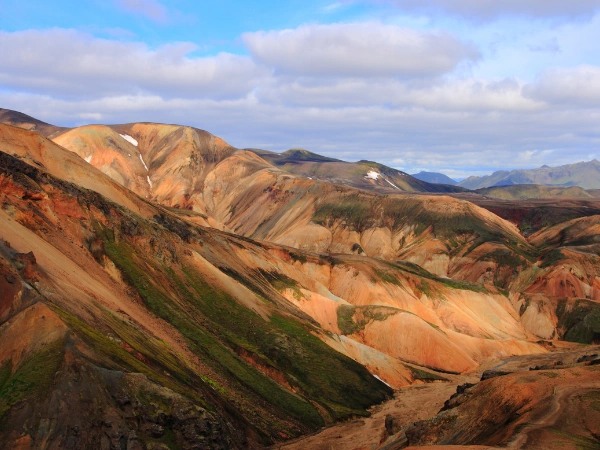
275 380 472 450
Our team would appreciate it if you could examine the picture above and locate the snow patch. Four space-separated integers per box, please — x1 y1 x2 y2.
373 374 392 388
84 155 92 163
138 154 149 171
385 178 400 190
147 176 153 188
119 134 138 146
365 170 380 180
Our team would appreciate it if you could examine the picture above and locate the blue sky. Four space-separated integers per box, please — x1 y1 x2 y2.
1 0 600 178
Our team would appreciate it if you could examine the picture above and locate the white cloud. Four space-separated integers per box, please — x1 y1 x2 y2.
3 89 598 174
369 0 600 20
528 38 561 54
256 77 542 112
524 65 600 106
243 22 480 77
114 0 169 23
322 3 344 13
0 29 264 99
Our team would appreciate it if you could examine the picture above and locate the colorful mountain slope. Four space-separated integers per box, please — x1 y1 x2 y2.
0 125 393 447
0 123 550 449
1 109 600 448
253 148 466 194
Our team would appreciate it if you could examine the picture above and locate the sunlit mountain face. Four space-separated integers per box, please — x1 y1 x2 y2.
0 109 599 448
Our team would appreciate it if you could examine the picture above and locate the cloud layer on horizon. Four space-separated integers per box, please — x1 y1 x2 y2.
1 11 599 177
366 0 600 20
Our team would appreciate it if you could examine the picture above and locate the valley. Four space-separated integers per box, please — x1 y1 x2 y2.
278 343 600 450
0 108 599 449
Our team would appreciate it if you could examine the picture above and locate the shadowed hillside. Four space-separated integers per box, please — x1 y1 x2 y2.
0 108 65 137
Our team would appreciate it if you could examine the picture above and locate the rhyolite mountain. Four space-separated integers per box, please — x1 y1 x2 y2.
459 159 600 190
251 148 466 194
411 171 458 186
1 108 600 449
0 107 65 138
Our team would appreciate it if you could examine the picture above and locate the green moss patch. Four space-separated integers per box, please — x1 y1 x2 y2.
384 260 488 294
0 339 64 419
482 249 527 271
313 197 374 232
541 249 566 268
550 429 600 449
337 305 400 335
373 269 403 287
97 223 391 433
581 391 600 413
558 299 600 344
407 365 449 382
258 270 304 301
0 361 11 393
162 205 208 219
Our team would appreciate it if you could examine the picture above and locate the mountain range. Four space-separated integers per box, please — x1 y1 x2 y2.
458 159 600 190
411 171 458 186
1 108 600 449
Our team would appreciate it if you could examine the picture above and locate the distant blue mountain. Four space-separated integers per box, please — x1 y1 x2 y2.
411 171 458 186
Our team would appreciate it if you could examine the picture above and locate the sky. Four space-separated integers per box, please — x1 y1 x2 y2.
1 0 600 178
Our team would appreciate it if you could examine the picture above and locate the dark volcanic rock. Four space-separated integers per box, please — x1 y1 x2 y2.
480 370 510 381
14 251 41 281
384 414 401 436
440 383 476 412
0 354 237 450
578 354 598 363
